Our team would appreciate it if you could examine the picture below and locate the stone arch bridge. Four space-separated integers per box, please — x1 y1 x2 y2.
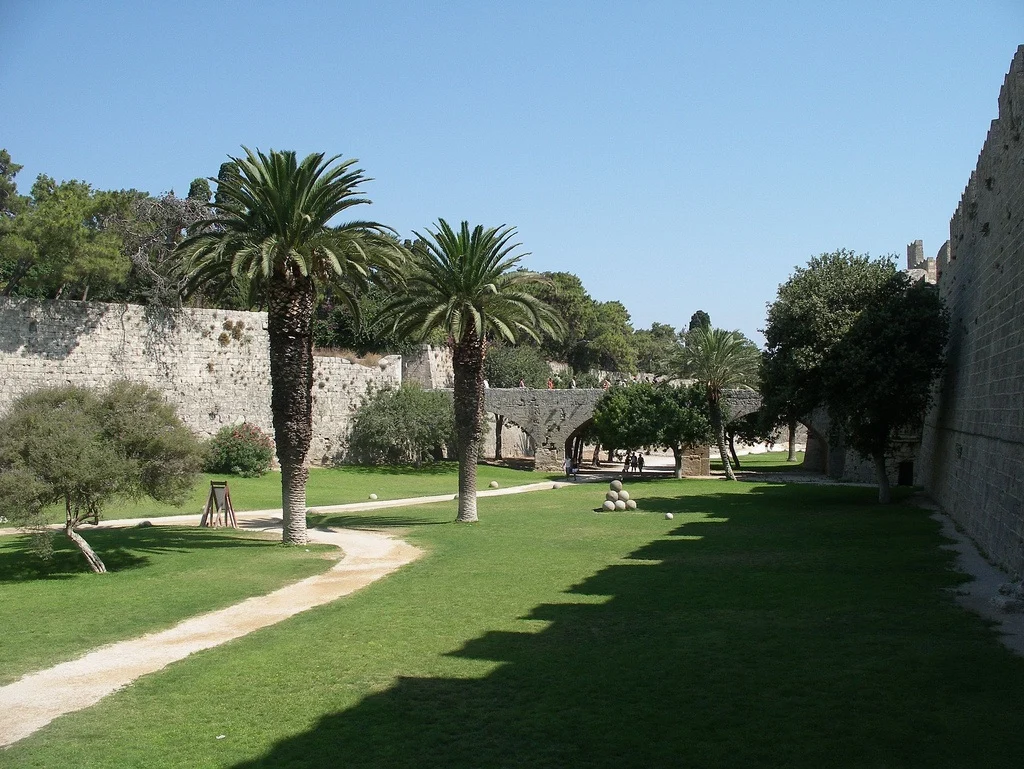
480 388 762 471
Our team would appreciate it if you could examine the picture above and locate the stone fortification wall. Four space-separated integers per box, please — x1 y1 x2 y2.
0 298 401 466
919 45 1024 577
401 345 453 389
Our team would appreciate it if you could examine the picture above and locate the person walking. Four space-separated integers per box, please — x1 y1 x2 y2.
637 454 645 474
547 378 554 390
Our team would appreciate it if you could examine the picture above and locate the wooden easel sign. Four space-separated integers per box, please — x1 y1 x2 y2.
200 481 237 528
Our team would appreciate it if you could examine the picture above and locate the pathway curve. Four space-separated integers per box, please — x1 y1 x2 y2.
0 521 421 748
0 479 574 748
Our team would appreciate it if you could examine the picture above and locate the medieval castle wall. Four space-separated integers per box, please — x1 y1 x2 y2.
0 298 401 465
919 45 1024 577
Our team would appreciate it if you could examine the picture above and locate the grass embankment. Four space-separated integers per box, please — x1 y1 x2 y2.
41 462 561 523
0 527 334 686
6 476 1024 767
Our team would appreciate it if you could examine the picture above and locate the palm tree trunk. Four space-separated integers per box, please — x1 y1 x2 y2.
787 418 798 462
453 336 485 522
873 452 892 504
267 272 316 545
710 400 736 480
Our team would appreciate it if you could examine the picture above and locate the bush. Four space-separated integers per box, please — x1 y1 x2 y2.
204 423 275 477
345 384 454 465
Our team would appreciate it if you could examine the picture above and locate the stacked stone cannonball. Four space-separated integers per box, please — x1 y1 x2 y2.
601 479 637 511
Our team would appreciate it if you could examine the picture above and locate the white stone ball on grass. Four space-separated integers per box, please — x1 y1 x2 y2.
626 499 637 510
665 512 674 520
489 481 499 488
614 500 627 511
369 493 378 500
610 480 623 492
618 490 630 502
606 491 618 502
602 500 615 511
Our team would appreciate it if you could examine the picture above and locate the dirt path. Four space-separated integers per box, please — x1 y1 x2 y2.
0 522 421 748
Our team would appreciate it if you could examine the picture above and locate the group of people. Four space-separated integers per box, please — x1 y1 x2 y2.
623 451 645 474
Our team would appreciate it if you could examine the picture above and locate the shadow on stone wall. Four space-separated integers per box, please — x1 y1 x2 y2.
0 298 108 359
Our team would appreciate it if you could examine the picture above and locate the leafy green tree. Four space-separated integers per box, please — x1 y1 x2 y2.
187 178 212 202
633 322 678 376
688 310 711 332
527 272 638 373
483 343 552 388
313 281 426 355
530 272 597 365
822 274 948 502
587 300 638 372
346 384 455 465
592 382 713 478
387 220 561 522
678 326 760 480
761 250 895 427
725 410 781 469
0 175 130 300
0 382 202 573
0 149 23 217
179 148 403 544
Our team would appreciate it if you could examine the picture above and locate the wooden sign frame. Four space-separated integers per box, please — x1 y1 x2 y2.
200 481 237 528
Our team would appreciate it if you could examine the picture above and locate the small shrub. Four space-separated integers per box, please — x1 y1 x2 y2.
204 423 274 477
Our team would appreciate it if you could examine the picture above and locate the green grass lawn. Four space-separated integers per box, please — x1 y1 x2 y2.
711 449 808 472
40 462 561 523
0 527 335 686
5 477 1024 767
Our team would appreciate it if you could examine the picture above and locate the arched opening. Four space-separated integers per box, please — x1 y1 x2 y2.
485 412 534 462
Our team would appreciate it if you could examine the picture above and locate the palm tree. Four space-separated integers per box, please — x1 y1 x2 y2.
388 220 561 522
679 326 760 481
179 148 402 544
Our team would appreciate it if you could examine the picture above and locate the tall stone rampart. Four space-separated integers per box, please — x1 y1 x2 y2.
919 45 1024 577
0 298 401 466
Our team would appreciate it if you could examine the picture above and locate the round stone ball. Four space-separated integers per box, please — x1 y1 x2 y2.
606 490 618 502
610 480 623 492
489 481 499 489
665 512 674 520
618 490 630 502
614 499 627 511
602 500 616 511
369 493 378 500
626 499 637 510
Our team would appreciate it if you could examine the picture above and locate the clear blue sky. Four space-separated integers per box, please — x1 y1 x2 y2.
3 1 1021 344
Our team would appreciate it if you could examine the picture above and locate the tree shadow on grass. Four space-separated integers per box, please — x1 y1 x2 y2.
310 514 450 530
0 526 285 583
231 485 1024 768
328 463 462 478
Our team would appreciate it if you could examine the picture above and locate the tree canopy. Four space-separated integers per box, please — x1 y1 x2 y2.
592 382 713 478
762 250 949 501
822 273 948 501
0 382 202 573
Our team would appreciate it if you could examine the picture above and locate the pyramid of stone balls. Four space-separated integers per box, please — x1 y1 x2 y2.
602 479 637 511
